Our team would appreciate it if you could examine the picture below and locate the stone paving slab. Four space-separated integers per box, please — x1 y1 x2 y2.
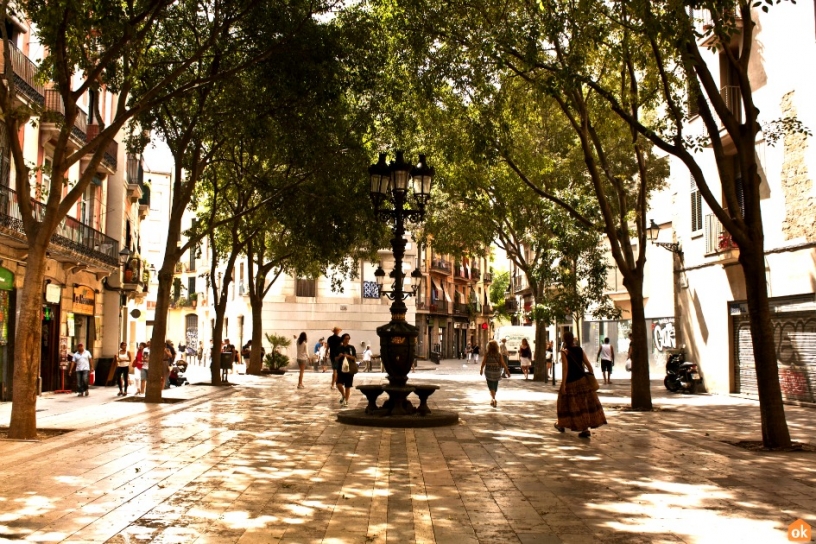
0 365 813 543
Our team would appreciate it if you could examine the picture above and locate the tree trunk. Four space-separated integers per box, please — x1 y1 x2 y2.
627 282 652 411
739 246 791 448
146 263 175 402
7 241 48 439
532 316 549 382
247 291 264 375
210 310 225 385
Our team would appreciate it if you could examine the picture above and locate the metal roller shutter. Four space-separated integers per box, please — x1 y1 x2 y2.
733 309 816 403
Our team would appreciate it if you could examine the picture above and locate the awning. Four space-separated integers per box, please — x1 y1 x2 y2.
443 284 451 302
431 277 443 294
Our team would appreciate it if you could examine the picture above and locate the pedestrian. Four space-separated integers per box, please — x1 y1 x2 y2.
499 338 509 366
327 326 343 389
546 340 556 385
335 333 357 407
70 343 92 397
362 344 372 372
519 338 532 380
178 341 187 361
319 341 328 373
223 344 236 382
554 331 606 438
296 332 308 389
466 341 473 362
596 337 615 385
197 344 203 365
114 342 132 396
140 341 151 395
163 342 174 389
133 342 145 395
480 340 510 407
472 340 481 364
241 340 252 374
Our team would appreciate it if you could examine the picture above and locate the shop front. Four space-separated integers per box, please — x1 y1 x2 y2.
41 281 63 393
731 294 816 404
0 266 14 400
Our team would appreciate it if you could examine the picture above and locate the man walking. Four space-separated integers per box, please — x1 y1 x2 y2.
71 343 93 397
327 327 343 392
597 337 615 385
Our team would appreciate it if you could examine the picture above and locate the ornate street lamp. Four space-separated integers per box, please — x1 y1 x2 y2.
647 219 683 255
339 152 457 426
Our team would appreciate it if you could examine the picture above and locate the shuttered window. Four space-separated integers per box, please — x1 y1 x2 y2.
296 278 316 298
691 175 703 233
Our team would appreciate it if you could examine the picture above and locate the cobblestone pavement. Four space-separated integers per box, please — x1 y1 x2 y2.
0 362 814 543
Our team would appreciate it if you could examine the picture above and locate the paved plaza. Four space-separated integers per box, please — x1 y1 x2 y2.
0 360 814 543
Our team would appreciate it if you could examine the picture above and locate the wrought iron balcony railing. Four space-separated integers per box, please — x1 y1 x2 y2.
0 41 44 104
0 184 120 266
44 89 88 142
431 259 451 273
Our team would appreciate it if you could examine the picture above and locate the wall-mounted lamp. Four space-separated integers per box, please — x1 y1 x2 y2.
646 219 683 255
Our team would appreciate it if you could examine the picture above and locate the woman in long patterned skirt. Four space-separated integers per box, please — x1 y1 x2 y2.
555 331 607 438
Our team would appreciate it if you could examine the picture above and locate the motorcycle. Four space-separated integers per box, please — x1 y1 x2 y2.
664 347 703 394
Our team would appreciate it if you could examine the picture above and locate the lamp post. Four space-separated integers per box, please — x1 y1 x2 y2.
369 151 433 388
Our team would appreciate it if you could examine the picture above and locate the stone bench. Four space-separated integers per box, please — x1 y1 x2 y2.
412 384 440 416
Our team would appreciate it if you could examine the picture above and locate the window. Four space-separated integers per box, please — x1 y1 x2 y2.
296 277 316 297
690 175 703 233
187 276 196 297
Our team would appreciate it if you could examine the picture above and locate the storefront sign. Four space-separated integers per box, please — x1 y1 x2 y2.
45 283 61 304
0 267 13 291
66 312 75 332
73 286 95 315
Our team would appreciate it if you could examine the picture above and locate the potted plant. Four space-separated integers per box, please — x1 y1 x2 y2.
189 292 198 308
263 332 291 374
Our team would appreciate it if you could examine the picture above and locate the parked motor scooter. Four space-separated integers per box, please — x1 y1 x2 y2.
664 347 703 393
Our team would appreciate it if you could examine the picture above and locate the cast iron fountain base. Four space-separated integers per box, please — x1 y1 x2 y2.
337 384 459 428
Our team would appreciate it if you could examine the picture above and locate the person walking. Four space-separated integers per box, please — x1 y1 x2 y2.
296 332 309 389
480 340 510 407
327 326 343 389
335 333 357 407
70 343 93 397
596 337 615 385
499 338 509 366
318 341 328 373
465 341 472 362
314 337 323 371
139 341 151 395
114 342 132 396
362 344 372 372
554 331 607 438
133 342 145 395
472 342 481 365
519 338 532 380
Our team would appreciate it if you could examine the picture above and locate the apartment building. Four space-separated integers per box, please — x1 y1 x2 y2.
668 3 816 398
417 246 493 359
0 19 149 398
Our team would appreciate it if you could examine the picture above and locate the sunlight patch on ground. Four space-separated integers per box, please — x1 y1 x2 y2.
220 510 279 529
25 531 65 542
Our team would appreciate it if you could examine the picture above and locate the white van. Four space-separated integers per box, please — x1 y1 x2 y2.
494 326 536 372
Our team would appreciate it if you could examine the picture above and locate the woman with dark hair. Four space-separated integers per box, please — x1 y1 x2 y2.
296 332 308 389
480 340 511 407
335 333 357 407
555 331 606 438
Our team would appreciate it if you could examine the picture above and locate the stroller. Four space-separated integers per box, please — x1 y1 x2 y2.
168 362 188 387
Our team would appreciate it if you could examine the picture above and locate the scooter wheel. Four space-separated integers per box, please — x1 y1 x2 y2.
664 376 680 392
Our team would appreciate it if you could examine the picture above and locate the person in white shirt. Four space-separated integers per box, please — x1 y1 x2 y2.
70 344 93 397
362 345 372 372
139 342 151 395
596 337 615 385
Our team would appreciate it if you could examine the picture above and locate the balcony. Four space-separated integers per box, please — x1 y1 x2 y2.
512 275 529 292
0 41 44 105
697 6 743 47
0 184 119 268
454 302 469 316
43 89 88 146
472 267 481 280
705 214 740 265
431 259 451 273
505 299 518 312
454 263 470 281
483 271 493 283
86 124 118 172
482 304 493 316
416 300 426 310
